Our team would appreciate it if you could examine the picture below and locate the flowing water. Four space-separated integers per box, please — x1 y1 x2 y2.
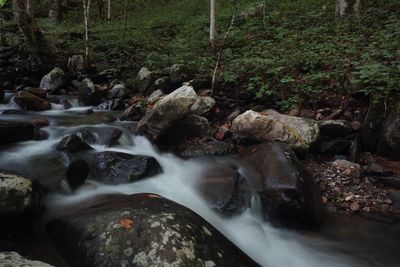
1 94 399 267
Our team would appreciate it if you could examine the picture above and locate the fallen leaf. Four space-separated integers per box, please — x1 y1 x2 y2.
120 218 134 229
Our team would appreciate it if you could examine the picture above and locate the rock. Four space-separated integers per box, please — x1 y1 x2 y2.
92 151 162 185
361 94 386 151
24 87 47 99
388 191 400 209
318 120 354 137
180 141 237 158
39 67 66 92
137 85 198 141
71 126 122 146
215 125 232 141
152 77 170 92
163 115 210 144
68 55 85 73
0 121 36 146
47 194 258 267
95 98 125 111
66 159 90 191
168 64 194 85
2 81 14 91
239 142 324 227
190 96 216 115
351 121 362 131
28 118 50 128
314 138 351 155
119 102 146 121
78 83 103 106
147 89 164 105
198 165 250 215
332 160 361 178
370 176 400 189
0 252 54 267
81 78 95 90
57 134 93 153
0 171 42 218
376 103 400 160
136 67 154 95
14 91 52 111
0 87 4 103
231 110 317 150
107 83 127 99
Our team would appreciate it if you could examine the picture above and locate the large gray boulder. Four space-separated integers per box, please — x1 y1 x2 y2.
39 67 66 92
0 121 36 146
0 252 54 267
376 103 400 160
47 194 258 267
136 67 154 95
232 110 318 150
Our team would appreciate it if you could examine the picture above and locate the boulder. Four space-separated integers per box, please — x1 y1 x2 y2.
57 134 93 153
92 151 162 185
231 110 313 150
152 77 171 92
47 194 258 267
107 83 127 99
95 98 125 111
72 126 123 147
239 142 324 227
376 103 400 160
24 87 47 100
180 141 237 158
66 159 90 191
78 83 103 106
0 121 35 146
163 115 210 144
0 252 54 267
39 67 66 92
168 64 194 85
147 89 164 105
190 96 216 116
318 120 354 137
198 165 250 215
361 94 386 151
314 138 351 155
14 91 52 111
28 118 50 128
2 81 14 91
68 55 85 73
119 102 146 121
136 67 154 95
0 171 42 218
137 85 198 141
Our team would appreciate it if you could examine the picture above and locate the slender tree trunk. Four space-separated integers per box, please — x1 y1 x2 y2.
63 0 69 19
26 0 32 16
210 0 217 49
122 0 128 40
49 0 63 23
107 0 111 23
12 0 56 65
82 0 91 66
336 0 361 17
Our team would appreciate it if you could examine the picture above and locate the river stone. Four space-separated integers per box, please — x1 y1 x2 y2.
190 96 216 116
0 252 54 267
314 138 351 155
318 120 354 137
24 87 47 100
0 171 41 218
66 159 90 191
120 102 146 121
40 67 66 92
137 85 198 141
14 91 52 111
376 103 400 160
361 94 386 151
78 82 103 106
95 98 125 111
71 126 123 146
0 87 4 103
147 89 164 105
0 121 35 146
163 115 210 144
57 134 93 153
231 110 309 150
168 64 194 85
180 140 237 158
68 55 85 73
47 194 258 267
239 142 324 227
92 151 162 185
108 83 127 99
136 67 154 95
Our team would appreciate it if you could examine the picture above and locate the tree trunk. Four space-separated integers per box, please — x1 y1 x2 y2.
336 0 361 17
26 0 33 16
49 0 63 23
62 0 69 19
210 0 217 49
107 0 111 23
12 0 56 65
82 0 91 66
122 0 128 40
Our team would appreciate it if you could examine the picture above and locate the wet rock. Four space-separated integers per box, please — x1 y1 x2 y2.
57 134 93 153
180 141 237 158
314 138 351 155
95 98 125 111
66 159 90 191
147 89 164 105
198 165 250 215
136 67 154 95
361 94 386 151
107 83 127 99
152 77 170 92
40 67 66 92
14 91 52 111
0 171 42 218
47 194 258 267
0 121 35 146
119 102 146 121
2 81 14 91
71 126 122 146
137 85 198 141
0 252 54 267
231 110 319 150
78 84 103 106
68 55 85 73
168 64 194 85
190 96 216 116
376 103 400 160
28 118 50 128
318 120 354 137
24 87 47 99
163 115 210 144
239 142 324 227
92 151 162 185
0 87 4 103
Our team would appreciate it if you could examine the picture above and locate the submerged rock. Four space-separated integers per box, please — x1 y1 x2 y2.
14 91 52 111
57 134 93 153
92 151 162 185
0 121 36 146
0 252 54 267
40 67 66 92
66 159 90 191
47 194 258 267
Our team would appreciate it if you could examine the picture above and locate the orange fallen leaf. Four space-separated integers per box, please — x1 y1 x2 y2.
120 218 134 229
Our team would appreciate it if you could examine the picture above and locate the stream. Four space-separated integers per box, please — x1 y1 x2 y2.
1 92 400 267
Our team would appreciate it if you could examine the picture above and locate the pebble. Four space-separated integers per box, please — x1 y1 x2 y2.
350 201 360 211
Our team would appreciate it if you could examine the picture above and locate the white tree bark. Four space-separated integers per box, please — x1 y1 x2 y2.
210 0 216 48
82 0 91 65
336 0 361 17
26 0 32 16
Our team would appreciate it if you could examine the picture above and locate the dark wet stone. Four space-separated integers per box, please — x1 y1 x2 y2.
119 102 146 121
163 115 210 144
24 87 47 100
2 81 14 91
57 134 93 153
180 141 237 158
92 151 162 185
318 120 354 137
0 109 27 115
66 159 90 191
0 87 3 103
0 121 35 146
47 194 259 267
314 138 351 155
14 91 52 111
78 85 103 106
95 98 125 111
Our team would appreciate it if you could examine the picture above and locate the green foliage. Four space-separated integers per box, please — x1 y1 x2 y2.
0 0 6 7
